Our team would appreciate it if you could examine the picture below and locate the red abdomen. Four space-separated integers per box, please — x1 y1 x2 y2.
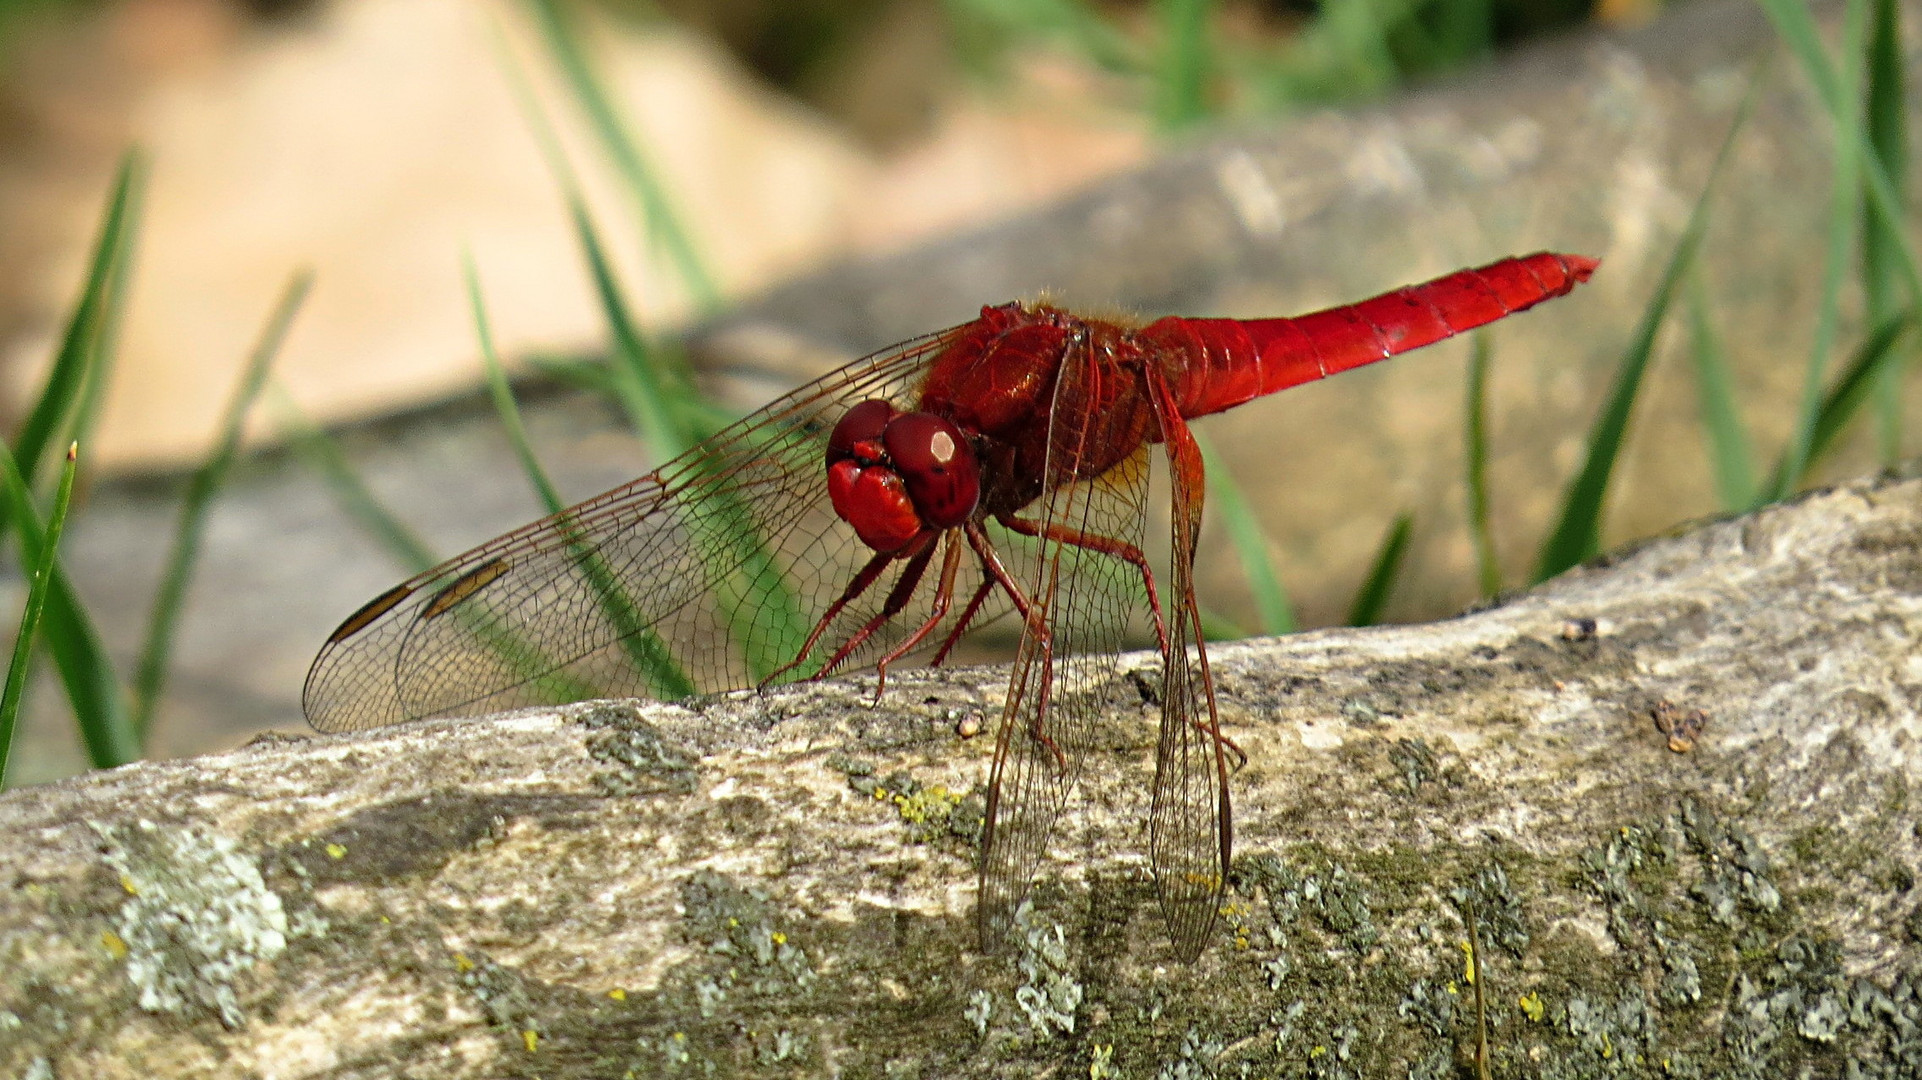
1151 252 1598 419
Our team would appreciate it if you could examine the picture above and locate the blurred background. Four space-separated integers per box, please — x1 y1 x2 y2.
1 0 1624 471
0 0 1909 785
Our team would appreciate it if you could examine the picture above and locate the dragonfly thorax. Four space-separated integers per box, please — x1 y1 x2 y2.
826 399 982 553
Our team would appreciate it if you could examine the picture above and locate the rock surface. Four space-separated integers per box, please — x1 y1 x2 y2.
4 466 1920 1077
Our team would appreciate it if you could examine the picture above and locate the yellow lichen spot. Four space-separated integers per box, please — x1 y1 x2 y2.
672 1032 686 1043
608 988 627 1001
326 843 347 860
453 953 476 973
1445 981 1460 995
522 1029 539 1052
119 874 139 896
380 915 391 924
771 930 788 946
893 784 962 828
1459 940 1477 984
100 930 127 959
1309 1045 1327 1059
1234 931 1251 950
1601 1033 1613 1058
728 917 739 928
1519 991 1545 1022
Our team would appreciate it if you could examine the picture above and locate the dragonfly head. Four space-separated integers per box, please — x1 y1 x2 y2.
826 399 981 553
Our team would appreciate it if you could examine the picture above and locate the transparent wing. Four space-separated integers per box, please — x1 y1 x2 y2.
977 346 1154 949
304 323 1006 733
1145 366 1231 960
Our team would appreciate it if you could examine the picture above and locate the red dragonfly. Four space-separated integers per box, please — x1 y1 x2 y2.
305 252 1597 959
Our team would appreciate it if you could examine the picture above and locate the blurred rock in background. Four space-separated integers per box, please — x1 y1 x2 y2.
0 0 1152 470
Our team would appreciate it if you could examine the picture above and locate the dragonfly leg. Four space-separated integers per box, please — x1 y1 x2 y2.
868 533 967 695
962 522 1038 626
760 537 924 689
994 511 1169 654
928 575 997 666
1190 719 1248 770
964 521 1065 771
808 535 942 689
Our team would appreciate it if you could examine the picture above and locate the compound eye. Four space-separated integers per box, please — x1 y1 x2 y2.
882 412 980 529
827 400 899 464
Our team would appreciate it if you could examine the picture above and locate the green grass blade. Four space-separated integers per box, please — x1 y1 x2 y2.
497 10 724 449
468 255 567 515
1532 238 1694 580
1769 0 1866 504
1765 313 1912 496
942 0 1146 79
1319 0 1401 97
1683 266 1757 512
1197 606 1247 642
1759 0 1922 320
1534 67 1756 582
0 442 79 789
1424 0 1493 67
499 22 806 688
466 254 695 698
525 0 719 310
1250 0 1495 107
569 197 702 459
1462 332 1501 598
131 273 310 740
0 435 135 767
493 13 708 454
524 351 616 403
525 351 736 439
1862 0 1908 462
567 197 809 682
1197 432 1295 636
1347 511 1413 628
1154 0 1212 131
267 384 438 573
14 151 143 490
